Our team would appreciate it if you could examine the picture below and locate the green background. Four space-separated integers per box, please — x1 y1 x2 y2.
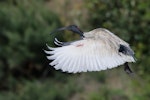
0 0 150 100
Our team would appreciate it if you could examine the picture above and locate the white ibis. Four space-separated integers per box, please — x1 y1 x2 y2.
45 25 135 74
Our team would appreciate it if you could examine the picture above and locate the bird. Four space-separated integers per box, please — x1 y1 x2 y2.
45 25 136 74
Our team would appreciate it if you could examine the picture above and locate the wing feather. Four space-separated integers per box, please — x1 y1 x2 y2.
45 39 135 73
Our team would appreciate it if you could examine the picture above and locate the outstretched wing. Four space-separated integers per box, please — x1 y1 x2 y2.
45 39 135 73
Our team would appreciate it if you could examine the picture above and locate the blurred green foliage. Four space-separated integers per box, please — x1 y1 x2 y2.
0 78 81 100
0 0 61 68
0 0 150 100
0 0 61 92
88 87 129 100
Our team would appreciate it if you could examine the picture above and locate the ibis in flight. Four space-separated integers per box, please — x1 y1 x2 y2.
45 25 135 74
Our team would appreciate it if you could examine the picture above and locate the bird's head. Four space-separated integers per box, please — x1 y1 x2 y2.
51 25 84 38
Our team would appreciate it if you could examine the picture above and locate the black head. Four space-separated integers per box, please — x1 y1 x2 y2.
51 25 84 38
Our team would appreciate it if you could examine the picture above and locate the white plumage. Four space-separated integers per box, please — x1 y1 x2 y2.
45 26 135 73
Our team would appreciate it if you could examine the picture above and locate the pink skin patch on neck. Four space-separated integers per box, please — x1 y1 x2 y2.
76 44 84 47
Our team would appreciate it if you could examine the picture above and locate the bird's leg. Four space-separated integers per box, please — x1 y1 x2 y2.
124 62 133 75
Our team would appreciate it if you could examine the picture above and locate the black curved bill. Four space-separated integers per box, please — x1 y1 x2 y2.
50 27 67 34
50 25 84 38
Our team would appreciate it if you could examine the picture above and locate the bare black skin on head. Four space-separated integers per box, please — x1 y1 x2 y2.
51 25 84 38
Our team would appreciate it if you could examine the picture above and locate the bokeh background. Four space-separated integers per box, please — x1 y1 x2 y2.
0 0 150 100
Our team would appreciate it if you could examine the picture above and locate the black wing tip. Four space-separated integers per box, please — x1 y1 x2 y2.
119 44 135 56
